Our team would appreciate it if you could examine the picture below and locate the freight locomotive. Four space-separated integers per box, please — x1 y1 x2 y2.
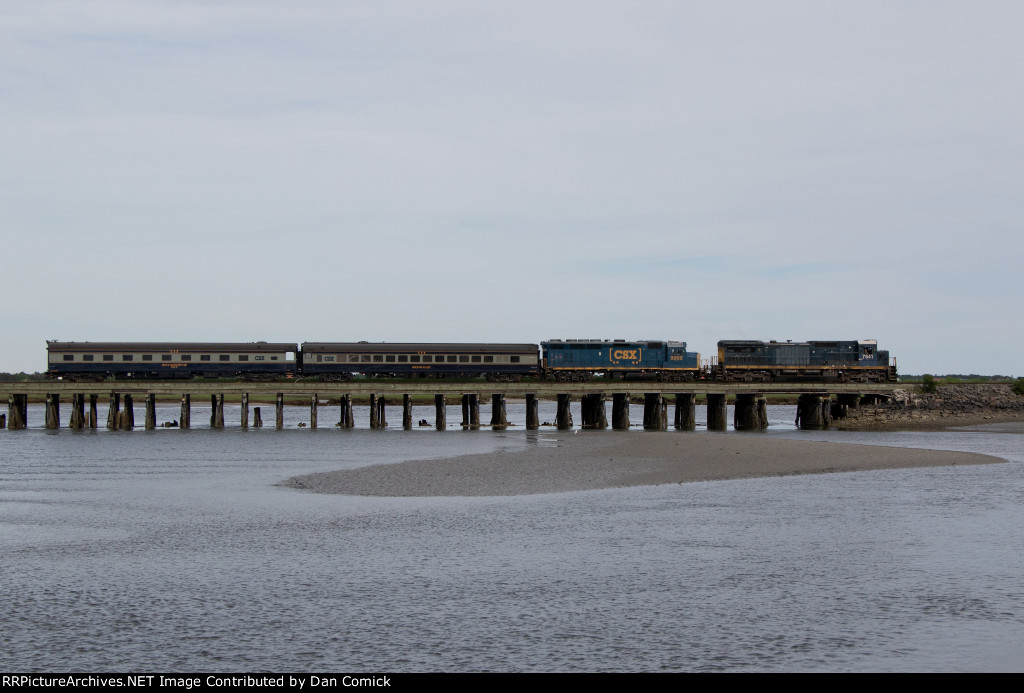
45 338 898 383
714 339 897 383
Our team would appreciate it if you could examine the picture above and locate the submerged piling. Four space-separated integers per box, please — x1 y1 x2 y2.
706 394 728 431
556 394 573 430
490 394 508 429
435 394 446 430
674 393 695 430
525 394 539 430
612 393 630 430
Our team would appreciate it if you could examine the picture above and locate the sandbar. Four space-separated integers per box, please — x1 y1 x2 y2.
284 431 1004 497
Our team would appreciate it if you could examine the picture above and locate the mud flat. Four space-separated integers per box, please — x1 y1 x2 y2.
283 432 1002 498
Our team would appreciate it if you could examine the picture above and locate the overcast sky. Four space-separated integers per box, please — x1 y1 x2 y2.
2 1 1021 375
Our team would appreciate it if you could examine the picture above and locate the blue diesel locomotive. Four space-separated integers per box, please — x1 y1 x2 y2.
542 339 702 381
715 339 897 382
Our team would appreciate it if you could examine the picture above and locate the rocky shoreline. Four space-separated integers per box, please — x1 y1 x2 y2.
836 384 1024 430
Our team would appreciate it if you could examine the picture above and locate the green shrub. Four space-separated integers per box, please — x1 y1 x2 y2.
920 374 938 394
1014 378 1024 396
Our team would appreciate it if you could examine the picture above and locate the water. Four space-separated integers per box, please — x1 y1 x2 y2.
2 402 1022 672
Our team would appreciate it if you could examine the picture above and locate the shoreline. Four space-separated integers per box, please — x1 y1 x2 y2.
283 430 1006 498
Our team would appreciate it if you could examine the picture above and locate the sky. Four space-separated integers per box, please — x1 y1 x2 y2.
2 1 1022 375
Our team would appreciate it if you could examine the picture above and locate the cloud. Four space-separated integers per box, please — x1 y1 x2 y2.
0 1 1022 374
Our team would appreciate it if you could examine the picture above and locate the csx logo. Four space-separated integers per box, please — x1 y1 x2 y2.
611 349 641 361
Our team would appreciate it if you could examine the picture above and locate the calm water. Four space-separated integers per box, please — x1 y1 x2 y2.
1 402 1022 672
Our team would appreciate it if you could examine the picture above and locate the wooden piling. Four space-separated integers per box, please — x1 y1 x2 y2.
470 394 480 429
796 394 827 429
180 394 191 429
367 394 379 429
674 393 696 430
833 393 859 420
643 393 666 430
612 393 630 430
106 393 120 429
461 395 470 428
758 396 768 427
253 406 263 428
338 394 353 428
8 394 28 430
435 394 446 430
490 394 508 429
310 394 318 429
581 394 592 428
734 393 766 431
378 396 387 428
0 413 5 429
124 394 135 429
70 393 85 429
45 393 59 429
276 393 284 430
556 394 573 430
581 393 606 429
706 394 728 431
525 394 539 430
403 394 413 430
89 394 98 428
210 394 224 429
241 393 249 429
145 393 156 430
584 393 607 429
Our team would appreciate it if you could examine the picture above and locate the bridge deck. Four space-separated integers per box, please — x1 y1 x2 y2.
2 380 898 399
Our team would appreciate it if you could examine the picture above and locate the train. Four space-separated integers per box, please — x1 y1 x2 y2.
713 339 896 383
45 338 897 383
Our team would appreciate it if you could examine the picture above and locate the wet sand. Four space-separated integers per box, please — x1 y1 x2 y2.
284 431 1005 497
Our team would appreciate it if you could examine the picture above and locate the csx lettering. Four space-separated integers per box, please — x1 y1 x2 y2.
611 349 640 360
